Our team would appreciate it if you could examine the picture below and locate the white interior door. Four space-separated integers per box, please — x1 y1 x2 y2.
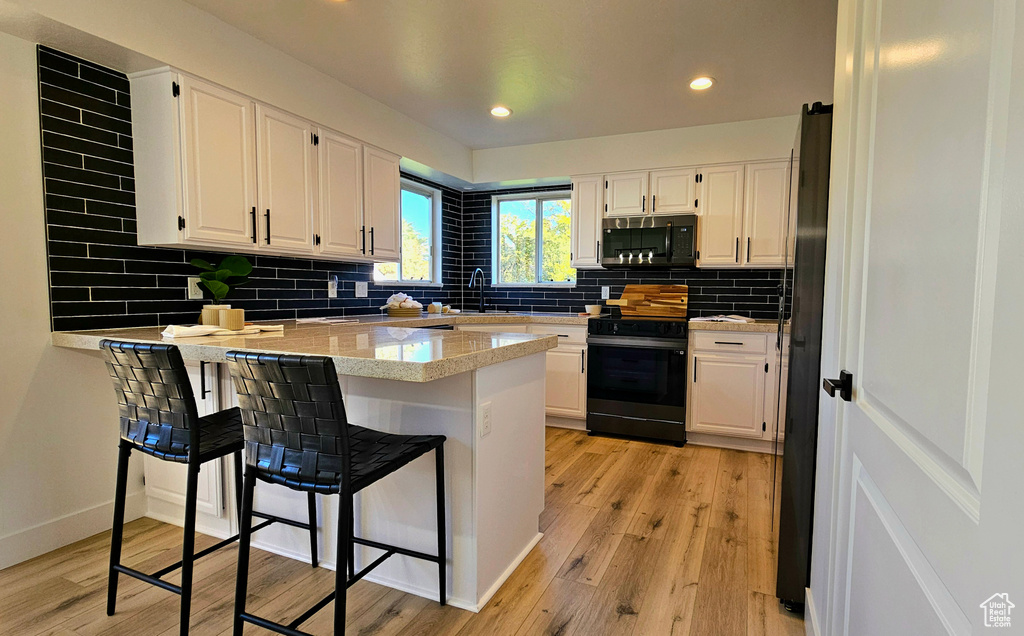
179 76 256 246
256 105 316 255
818 0 1023 633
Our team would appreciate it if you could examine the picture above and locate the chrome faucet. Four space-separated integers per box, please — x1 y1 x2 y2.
468 267 486 313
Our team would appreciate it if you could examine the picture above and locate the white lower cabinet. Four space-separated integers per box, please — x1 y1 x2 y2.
688 331 790 447
143 361 228 527
689 351 767 438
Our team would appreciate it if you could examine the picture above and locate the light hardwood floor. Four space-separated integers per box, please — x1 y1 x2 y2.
0 428 804 635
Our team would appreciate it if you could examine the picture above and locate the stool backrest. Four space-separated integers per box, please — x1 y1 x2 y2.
99 340 200 461
226 352 351 489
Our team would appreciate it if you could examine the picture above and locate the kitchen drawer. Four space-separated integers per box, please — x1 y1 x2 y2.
690 331 768 354
530 324 588 345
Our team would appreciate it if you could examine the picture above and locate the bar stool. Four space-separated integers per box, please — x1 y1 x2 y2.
226 351 447 636
99 340 319 636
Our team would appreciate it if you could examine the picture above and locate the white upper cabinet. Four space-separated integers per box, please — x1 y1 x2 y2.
178 75 257 247
649 167 697 214
570 175 603 268
131 67 402 263
256 105 317 255
742 160 790 266
604 171 649 216
317 129 365 258
362 146 402 262
696 163 745 267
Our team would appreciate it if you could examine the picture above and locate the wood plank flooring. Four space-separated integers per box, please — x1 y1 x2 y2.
0 428 803 635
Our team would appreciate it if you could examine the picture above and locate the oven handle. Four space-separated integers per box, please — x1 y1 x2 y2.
587 335 688 350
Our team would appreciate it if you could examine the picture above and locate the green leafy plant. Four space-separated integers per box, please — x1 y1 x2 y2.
190 255 253 301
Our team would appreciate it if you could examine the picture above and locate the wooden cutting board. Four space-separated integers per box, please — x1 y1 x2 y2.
606 284 688 317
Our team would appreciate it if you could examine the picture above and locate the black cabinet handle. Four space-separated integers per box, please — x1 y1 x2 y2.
199 360 211 399
652 195 656 212
596 240 600 258
823 370 853 401
642 195 646 213
735 237 739 263
581 350 586 374
714 341 745 346
250 207 257 243
369 227 375 255
747 236 751 262
693 357 697 382
265 209 271 245
360 226 366 254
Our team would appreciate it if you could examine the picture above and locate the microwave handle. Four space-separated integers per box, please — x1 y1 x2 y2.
665 227 672 257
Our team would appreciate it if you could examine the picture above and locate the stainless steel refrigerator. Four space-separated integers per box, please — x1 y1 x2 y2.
772 102 833 612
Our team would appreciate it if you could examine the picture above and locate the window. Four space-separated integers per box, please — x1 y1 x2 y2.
374 180 442 285
492 192 575 285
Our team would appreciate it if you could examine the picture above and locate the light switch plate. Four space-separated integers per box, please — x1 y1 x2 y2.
327 275 338 299
187 277 204 300
601 286 610 300
480 402 492 438
355 281 368 298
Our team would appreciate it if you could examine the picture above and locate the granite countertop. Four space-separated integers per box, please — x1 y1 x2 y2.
688 319 783 333
334 312 593 327
51 320 559 383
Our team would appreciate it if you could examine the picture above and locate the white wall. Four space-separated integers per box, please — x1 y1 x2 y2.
472 115 799 185
3 0 475 183
0 31 146 569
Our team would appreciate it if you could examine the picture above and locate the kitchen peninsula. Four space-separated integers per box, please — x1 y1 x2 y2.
52 320 559 611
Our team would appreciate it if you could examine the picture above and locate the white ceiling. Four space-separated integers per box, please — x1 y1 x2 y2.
180 0 837 150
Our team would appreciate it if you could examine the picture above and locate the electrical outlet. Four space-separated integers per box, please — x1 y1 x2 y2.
328 275 338 299
187 277 204 300
601 286 610 300
480 402 492 438
355 281 368 298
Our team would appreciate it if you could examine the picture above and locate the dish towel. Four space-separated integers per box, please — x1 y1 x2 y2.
161 324 285 338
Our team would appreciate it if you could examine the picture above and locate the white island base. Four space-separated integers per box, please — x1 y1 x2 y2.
152 352 545 613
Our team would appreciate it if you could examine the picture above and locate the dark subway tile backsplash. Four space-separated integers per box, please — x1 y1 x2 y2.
39 46 781 331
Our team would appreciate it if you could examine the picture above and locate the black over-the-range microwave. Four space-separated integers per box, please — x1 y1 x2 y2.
600 214 698 268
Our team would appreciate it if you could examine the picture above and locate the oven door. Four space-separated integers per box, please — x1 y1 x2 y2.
586 335 688 428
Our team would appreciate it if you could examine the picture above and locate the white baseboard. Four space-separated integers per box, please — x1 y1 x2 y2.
545 415 586 431
686 431 783 455
0 489 147 570
805 586 822 636
472 531 542 612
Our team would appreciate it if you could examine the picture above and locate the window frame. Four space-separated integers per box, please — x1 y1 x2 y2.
374 179 443 287
490 191 575 287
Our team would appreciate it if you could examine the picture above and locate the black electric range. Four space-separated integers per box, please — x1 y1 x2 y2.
586 315 688 446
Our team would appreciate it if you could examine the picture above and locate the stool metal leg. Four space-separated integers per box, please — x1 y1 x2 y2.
335 491 352 634
307 492 318 568
233 451 243 517
435 444 446 606
347 503 355 579
179 462 200 636
106 442 132 616
233 469 256 636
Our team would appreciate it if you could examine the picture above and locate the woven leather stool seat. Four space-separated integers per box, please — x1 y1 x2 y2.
227 351 448 636
250 424 444 494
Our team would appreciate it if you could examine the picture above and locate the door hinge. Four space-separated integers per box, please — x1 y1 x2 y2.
314 234 321 246
172 81 180 97
178 215 185 230
313 133 319 145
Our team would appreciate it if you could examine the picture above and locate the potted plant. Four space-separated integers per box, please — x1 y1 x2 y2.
190 255 252 326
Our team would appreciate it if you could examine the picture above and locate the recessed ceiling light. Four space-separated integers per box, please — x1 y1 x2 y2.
490 106 512 117
689 77 715 90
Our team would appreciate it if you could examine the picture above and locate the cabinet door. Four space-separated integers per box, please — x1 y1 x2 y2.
363 146 401 261
650 167 697 214
689 351 766 438
142 361 224 516
179 75 257 246
743 160 789 266
604 171 649 216
570 175 603 268
256 105 317 255
544 347 586 419
697 163 745 266
318 129 365 257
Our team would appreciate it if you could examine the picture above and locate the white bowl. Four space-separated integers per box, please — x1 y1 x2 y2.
585 304 602 316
